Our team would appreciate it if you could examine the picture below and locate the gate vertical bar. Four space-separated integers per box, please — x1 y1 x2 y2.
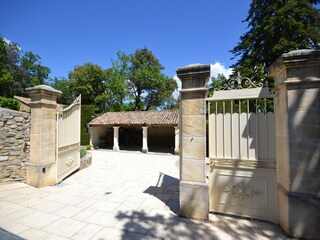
222 101 225 158
246 99 249 159
56 109 59 182
264 98 268 161
238 99 241 159
215 101 218 158
230 100 233 159
255 99 259 160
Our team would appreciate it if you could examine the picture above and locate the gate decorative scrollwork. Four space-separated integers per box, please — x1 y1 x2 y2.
217 72 263 91
223 183 262 200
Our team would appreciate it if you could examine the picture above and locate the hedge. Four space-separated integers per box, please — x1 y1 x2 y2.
81 105 94 145
0 96 20 111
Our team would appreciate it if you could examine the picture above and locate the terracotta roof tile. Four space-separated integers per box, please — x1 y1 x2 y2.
14 96 31 105
89 110 179 127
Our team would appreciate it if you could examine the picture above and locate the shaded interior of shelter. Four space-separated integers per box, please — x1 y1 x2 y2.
96 126 175 154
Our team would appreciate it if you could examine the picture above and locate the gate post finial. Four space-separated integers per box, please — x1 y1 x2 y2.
177 64 210 220
26 85 61 188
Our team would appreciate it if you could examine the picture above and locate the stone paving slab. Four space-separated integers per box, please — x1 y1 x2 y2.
0 150 289 239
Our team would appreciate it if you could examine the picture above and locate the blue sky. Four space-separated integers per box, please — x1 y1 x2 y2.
0 0 251 80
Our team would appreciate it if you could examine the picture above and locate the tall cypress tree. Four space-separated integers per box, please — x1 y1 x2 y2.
231 0 320 86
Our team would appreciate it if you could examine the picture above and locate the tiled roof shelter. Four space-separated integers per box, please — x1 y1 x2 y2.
89 109 179 127
89 110 180 154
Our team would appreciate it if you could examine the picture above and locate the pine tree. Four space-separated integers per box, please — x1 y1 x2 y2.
231 0 320 86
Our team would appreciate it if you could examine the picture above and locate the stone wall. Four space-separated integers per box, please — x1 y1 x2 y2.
0 107 30 183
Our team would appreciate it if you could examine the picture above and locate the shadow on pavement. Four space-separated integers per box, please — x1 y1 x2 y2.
113 172 287 239
143 172 180 214
0 227 25 240
114 209 287 240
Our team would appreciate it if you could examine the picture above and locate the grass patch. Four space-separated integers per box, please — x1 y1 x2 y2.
80 148 87 158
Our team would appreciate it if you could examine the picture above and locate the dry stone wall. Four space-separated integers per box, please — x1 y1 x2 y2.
0 107 30 182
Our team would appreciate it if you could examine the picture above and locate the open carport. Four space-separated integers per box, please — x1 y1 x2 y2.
88 110 179 154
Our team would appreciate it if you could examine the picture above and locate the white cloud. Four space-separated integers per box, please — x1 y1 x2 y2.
210 62 233 78
3 37 22 51
3 37 10 44
208 62 233 87
173 75 181 99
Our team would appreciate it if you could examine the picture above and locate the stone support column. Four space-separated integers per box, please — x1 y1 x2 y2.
26 85 61 188
113 126 120 151
268 49 320 239
142 126 148 153
174 126 180 155
176 64 210 220
88 127 93 149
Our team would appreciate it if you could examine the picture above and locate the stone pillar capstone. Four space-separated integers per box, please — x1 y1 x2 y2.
268 49 320 239
113 126 120 151
176 64 210 220
26 85 61 188
174 126 180 155
142 126 148 153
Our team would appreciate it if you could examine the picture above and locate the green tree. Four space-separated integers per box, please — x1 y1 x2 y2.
68 63 107 112
0 37 14 97
13 51 50 96
207 73 228 96
0 35 51 97
159 95 180 110
105 52 130 111
231 0 320 85
50 77 73 105
20 51 50 87
107 47 177 111
127 47 177 110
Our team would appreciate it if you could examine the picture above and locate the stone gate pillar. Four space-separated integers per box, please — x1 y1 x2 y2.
268 50 320 239
176 64 210 220
26 85 61 188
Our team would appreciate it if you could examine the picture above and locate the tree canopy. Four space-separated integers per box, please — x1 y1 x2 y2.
105 52 130 112
0 36 50 97
230 0 320 85
54 47 177 113
0 35 177 113
126 47 177 111
68 63 108 107
50 77 74 105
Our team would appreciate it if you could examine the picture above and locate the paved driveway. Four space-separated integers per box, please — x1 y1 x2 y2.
0 150 287 240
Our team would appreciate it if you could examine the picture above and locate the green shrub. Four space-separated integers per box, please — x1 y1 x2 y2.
80 148 87 158
81 105 94 145
86 144 93 150
0 96 20 111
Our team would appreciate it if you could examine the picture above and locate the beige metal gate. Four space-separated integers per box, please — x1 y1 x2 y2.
56 95 81 182
207 74 277 223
